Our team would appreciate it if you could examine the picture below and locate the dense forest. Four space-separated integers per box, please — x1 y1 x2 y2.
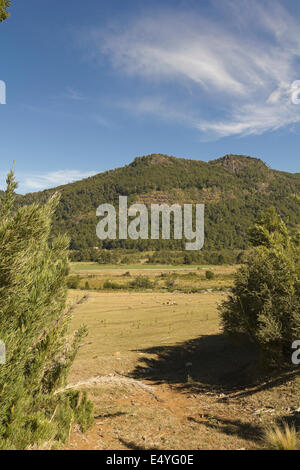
14 153 300 263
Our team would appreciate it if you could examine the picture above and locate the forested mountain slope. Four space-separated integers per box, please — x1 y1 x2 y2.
17 154 300 257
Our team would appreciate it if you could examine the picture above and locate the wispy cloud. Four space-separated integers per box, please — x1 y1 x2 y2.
94 114 113 128
86 0 300 139
65 87 85 101
0 170 96 194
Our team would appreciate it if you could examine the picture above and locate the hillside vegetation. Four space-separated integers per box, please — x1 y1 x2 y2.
18 154 300 261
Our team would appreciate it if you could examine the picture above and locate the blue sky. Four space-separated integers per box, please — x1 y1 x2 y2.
0 0 300 193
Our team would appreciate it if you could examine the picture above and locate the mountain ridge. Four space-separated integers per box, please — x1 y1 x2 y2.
14 154 300 259
16 153 299 196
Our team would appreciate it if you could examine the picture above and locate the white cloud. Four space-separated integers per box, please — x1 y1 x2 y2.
87 0 300 139
65 87 85 101
117 95 199 129
95 114 112 128
0 170 96 194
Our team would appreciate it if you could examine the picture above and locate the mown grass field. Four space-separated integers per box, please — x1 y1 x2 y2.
65 282 300 450
68 290 223 384
70 262 212 271
70 262 237 273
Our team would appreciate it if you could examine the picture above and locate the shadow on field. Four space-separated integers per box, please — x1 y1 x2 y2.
95 411 127 419
118 438 157 450
193 411 300 446
130 333 299 394
195 414 263 444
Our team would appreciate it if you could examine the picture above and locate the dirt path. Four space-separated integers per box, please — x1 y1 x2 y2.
66 374 265 450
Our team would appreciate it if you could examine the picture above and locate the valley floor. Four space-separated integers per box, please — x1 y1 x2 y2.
65 291 300 450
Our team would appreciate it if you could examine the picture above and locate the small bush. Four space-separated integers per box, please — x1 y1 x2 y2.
67 276 80 289
129 275 153 289
165 278 175 290
205 270 214 280
103 280 122 290
66 390 94 433
98 251 117 264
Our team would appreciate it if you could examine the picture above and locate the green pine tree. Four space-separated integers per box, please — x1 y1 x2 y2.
0 170 93 450
0 0 10 22
220 207 300 367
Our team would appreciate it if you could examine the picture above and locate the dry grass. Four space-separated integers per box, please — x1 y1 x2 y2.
68 264 237 292
68 290 222 382
264 423 299 450
70 262 238 276
66 289 300 450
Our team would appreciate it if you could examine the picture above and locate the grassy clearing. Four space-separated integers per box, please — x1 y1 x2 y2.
66 290 300 450
68 264 238 292
70 262 236 273
68 291 222 382
70 262 210 271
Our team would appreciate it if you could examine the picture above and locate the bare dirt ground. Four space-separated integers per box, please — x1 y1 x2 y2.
65 291 300 450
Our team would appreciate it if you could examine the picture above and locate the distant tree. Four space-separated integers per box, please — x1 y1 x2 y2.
183 254 191 265
220 207 300 367
0 171 93 449
205 270 214 280
129 275 152 289
98 250 117 264
0 0 10 22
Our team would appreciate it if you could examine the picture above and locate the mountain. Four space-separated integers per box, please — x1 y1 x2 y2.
17 154 300 261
